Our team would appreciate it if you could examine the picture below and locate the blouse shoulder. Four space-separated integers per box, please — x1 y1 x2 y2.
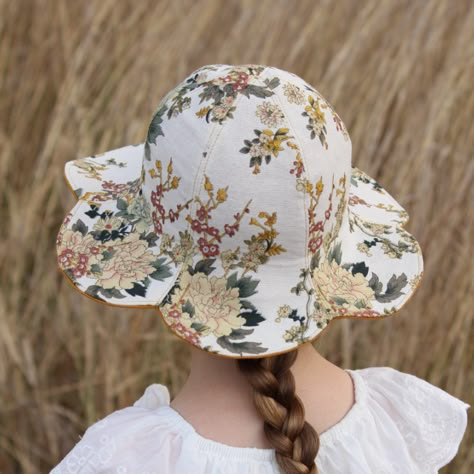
49 384 173 474
318 366 470 473
49 368 470 474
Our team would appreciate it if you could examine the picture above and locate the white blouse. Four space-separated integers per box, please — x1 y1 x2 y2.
50 366 470 474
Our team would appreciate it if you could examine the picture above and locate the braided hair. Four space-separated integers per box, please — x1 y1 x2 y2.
237 349 320 474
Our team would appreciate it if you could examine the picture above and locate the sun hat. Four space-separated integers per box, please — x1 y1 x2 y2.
56 63 423 358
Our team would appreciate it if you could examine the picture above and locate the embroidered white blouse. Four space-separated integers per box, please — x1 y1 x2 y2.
50 367 470 474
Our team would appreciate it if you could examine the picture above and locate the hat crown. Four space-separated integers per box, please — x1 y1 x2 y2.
141 64 352 267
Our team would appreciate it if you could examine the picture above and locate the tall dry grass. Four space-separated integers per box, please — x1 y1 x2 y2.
0 0 472 472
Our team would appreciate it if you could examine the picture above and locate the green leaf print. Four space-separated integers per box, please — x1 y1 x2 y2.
145 104 168 160
116 198 128 211
383 273 408 301
240 300 265 327
243 84 275 99
71 219 88 236
124 282 147 297
226 272 259 298
328 242 342 265
190 321 207 332
149 257 173 281
86 285 126 301
147 105 168 144
190 258 216 276
368 273 383 294
350 261 369 277
369 272 408 303
216 328 268 355
182 299 195 317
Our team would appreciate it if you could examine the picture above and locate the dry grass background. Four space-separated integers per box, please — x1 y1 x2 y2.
0 0 472 472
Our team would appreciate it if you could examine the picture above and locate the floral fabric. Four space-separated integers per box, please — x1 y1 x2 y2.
57 64 424 357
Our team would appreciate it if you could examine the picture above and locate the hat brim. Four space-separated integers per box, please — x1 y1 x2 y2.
322 167 424 319
57 143 184 307
57 144 423 358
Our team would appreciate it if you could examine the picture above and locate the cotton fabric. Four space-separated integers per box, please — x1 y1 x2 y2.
50 366 470 474
56 64 424 358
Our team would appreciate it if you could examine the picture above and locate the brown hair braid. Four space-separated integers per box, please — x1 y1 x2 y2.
237 349 320 474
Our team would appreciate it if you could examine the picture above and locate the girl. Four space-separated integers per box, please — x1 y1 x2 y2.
52 64 469 473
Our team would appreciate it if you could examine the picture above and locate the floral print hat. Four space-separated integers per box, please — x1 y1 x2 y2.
57 64 423 358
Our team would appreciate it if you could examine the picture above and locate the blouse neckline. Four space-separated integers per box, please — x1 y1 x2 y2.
154 369 367 463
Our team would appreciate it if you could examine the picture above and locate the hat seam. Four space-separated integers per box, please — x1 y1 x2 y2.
154 92 248 308
153 94 232 309
256 69 316 332
256 69 311 271
191 91 247 226
184 109 224 237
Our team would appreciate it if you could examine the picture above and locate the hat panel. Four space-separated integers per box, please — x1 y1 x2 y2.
155 87 312 356
211 106 310 352
140 63 283 245
141 92 219 245
264 70 355 346
257 67 352 260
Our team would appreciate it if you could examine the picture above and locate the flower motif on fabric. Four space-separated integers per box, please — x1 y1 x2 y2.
351 168 384 193
57 199 175 302
167 271 244 338
57 229 103 280
73 177 142 205
95 233 157 290
311 241 410 321
239 128 298 174
72 159 108 182
255 101 285 127
57 156 198 302
282 82 306 105
349 215 420 260
195 66 280 124
300 83 350 142
277 163 419 344
158 173 287 355
298 174 347 257
302 95 329 148
288 141 305 178
148 157 192 235
312 259 376 315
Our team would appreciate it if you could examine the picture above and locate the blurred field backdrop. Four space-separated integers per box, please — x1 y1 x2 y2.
0 0 472 472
